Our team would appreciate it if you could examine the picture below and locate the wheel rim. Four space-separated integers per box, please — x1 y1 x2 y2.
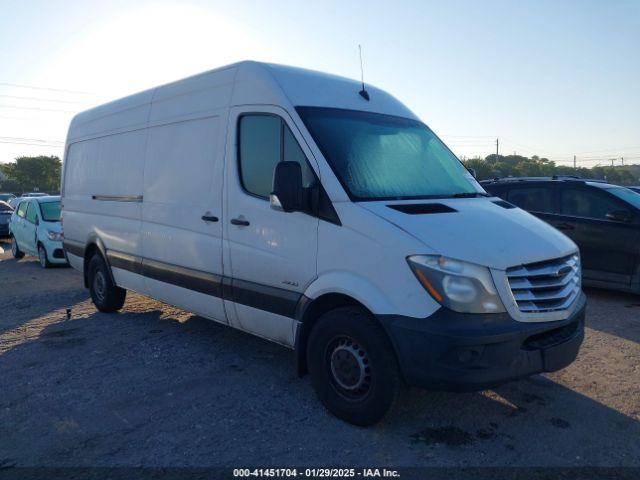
93 270 106 303
326 335 372 400
38 246 46 267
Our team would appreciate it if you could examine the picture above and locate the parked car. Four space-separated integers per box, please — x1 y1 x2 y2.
61 61 585 425
0 200 13 238
0 193 16 203
21 192 48 197
9 196 66 268
482 177 640 293
8 197 22 209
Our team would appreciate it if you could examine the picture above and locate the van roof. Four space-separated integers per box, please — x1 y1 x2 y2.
67 61 418 143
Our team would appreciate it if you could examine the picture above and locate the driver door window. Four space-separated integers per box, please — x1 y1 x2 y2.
17 202 27 218
238 114 314 199
26 203 38 224
560 188 627 220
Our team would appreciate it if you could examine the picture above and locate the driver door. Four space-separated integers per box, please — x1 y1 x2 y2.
223 106 319 346
554 186 639 285
23 201 39 255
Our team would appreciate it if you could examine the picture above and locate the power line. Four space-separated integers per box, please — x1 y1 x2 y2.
0 94 90 105
0 136 64 144
0 140 63 147
0 82 95 95
0 104 77 114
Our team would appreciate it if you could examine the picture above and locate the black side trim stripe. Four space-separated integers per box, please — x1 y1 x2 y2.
107 251 143 274
142 258 223 298
63 239 85 257
105 249 300 318
231 278 300 318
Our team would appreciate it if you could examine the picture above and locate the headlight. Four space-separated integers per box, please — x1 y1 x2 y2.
407 255 505 314
47 230 63 241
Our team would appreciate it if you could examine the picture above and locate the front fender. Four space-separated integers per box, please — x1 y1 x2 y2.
303 271 396 315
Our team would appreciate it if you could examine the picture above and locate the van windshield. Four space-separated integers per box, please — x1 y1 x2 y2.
40 201 61 222
296 107 485 201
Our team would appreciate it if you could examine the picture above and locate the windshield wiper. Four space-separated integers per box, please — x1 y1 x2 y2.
451 192 490 198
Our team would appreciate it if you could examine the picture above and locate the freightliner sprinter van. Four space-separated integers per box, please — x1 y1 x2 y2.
61 61 585 425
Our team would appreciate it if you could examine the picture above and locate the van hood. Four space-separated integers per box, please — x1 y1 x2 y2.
359 197 577 270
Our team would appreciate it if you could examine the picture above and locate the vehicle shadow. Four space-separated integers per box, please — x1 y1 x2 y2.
583 287 640 344
0 249 86 334
0 301 638 468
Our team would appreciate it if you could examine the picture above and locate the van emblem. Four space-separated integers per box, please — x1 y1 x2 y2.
282 280 299 287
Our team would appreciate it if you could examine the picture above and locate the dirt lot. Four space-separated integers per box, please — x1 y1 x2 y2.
0 238 639 468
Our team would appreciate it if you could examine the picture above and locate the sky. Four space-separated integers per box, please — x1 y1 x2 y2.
0 0 639 167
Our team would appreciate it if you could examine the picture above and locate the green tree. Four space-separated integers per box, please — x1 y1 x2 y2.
0 156 62 193
462 154 639 185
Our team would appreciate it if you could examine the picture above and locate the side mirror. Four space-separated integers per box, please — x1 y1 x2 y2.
35 217 40 226
270 161 304 213
605 210 632 223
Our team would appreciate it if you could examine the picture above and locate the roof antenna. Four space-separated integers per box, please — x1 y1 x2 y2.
358 45 370 101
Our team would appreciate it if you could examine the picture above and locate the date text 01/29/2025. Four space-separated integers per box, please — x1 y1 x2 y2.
233 468 401 478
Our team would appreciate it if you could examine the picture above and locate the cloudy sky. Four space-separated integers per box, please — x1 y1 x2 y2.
1 0 639 166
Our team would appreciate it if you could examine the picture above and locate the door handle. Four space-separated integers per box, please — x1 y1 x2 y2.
554 222 574 231
201 215 219 222
230 218 250 226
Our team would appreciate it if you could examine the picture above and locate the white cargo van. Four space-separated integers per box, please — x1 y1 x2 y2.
62 61 585 425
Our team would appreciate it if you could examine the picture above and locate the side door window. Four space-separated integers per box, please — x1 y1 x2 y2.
26 202 38 224
16 201 27 218
507 186 554 213
559 188 629 220
238 114 315 199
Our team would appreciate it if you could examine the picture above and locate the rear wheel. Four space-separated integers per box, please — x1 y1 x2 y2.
88 254 126 312
38 244 51 268
11 236 24 259
307 306 401 426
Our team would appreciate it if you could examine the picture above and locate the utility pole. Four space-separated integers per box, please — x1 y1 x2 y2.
622 157 624 166
611 158 614 167
496 138 499 158
573 155 576 169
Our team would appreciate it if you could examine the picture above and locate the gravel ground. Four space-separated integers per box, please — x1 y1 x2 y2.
0 238 639 468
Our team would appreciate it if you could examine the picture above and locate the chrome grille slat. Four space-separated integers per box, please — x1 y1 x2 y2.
506 254 581 314
509 268 577 290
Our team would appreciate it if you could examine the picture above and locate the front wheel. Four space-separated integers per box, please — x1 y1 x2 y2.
307 306 401 426
11 236 24 259
38 244 51 268
88 254 126 312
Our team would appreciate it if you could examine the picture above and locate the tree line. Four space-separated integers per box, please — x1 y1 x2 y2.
0 156 62 194
0 153 638 196
463 154 639 185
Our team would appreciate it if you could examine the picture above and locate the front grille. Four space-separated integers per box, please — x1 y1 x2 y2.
506 254 581 313
53 248 66 259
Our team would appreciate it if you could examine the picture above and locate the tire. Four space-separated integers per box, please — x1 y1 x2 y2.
38 243 51 269
307 306 401 426
11 236 24 259
88 253 126 312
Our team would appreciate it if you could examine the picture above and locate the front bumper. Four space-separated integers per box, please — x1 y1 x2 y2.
44 240 68 264
378 292 586 391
